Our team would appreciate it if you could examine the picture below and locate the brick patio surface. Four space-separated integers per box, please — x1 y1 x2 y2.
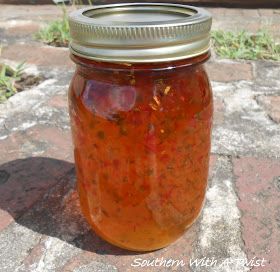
0 4 280 272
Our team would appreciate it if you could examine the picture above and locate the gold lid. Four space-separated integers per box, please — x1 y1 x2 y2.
68 3 212 63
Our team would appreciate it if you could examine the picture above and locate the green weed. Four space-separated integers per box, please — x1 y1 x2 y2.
0 62 25 103
35 1 93 47
35 6 70 47
211 30 280 61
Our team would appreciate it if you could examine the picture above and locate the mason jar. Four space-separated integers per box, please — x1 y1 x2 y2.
68 3 213 251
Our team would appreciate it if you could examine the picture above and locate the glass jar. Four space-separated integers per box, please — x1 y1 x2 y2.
68 3 213 251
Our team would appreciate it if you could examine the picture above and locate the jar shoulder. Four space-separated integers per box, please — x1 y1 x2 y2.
68 65 212 120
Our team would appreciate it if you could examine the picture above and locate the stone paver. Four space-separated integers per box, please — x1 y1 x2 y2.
193 155 248 272
206 60 253 82
1 44 73 68
0 4 279 272
257 96 280 123
234 158 280 272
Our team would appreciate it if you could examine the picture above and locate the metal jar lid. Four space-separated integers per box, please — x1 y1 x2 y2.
68 3 212 63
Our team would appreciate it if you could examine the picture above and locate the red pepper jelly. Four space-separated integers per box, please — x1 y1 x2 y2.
68 3 213 251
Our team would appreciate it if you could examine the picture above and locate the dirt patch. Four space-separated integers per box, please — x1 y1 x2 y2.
14 73 45 92
0 63 45 102
45 38 69 48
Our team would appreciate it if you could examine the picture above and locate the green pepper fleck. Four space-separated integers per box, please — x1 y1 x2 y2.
97 130 105 139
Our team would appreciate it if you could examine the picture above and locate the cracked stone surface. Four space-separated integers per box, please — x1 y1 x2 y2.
0 5 280 272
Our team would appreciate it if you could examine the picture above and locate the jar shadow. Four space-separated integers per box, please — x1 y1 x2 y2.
0 157 141 256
